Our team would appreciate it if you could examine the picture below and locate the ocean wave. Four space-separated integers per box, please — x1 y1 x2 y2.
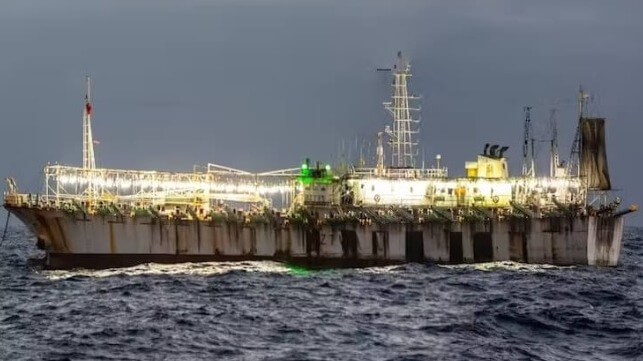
1 228 641 360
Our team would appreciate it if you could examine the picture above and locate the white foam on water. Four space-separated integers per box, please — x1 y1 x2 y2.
40 260 577 280
41 261 291 280
356 265 406 274
439 261 575 272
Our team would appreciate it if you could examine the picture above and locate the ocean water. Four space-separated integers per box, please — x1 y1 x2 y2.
1 227 641 360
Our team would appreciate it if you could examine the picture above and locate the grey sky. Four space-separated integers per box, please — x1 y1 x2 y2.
1 0 642 225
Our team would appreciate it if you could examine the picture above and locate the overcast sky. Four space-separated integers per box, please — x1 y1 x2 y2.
1 0 642 225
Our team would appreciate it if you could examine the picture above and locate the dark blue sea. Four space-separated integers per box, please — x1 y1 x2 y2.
1 226 641 360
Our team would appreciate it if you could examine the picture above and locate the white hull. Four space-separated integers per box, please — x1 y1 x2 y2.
7 205 625 269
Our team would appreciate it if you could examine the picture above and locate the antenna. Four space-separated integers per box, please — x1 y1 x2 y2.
549 108 560 177
522 106 535 177
579 85 589 118
382 51 421 168
359 138 366 167
421 146 425 169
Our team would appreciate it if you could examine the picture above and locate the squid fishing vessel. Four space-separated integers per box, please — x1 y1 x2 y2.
4 53 637 269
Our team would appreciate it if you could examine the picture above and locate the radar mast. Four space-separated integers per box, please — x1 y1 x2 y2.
383 51 420 168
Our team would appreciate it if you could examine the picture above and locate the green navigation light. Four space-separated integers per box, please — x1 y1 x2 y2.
325 164 331 171
301 163 308 170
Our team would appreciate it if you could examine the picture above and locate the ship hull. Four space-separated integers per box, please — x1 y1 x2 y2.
7 205 625 269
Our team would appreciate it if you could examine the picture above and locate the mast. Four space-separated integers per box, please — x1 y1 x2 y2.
567 86 588 177
521 106 535 177
384 51 420 168
83 76 96 170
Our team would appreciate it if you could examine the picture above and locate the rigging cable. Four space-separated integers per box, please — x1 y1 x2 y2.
0 211 10 246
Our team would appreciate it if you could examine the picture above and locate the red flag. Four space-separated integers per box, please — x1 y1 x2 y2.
85 102 92 115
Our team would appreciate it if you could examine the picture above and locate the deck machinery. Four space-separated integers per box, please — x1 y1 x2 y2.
4 54 636 269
